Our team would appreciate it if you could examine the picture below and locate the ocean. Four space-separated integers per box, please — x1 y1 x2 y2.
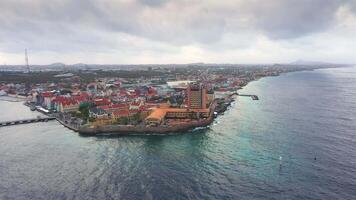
0 67 355 199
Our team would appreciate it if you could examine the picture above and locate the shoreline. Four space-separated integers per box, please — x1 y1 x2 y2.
73 67 332 136
6 66 346 136
78 100 218 136
16 68 305 136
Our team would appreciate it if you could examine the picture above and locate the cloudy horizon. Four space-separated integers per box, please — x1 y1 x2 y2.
0 0 356 65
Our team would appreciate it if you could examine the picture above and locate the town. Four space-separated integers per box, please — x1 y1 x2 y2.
0 64 323 135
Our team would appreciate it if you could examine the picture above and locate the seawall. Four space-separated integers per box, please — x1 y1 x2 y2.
78 117 214 136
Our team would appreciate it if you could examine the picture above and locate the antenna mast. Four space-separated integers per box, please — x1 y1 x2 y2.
25 48 30 72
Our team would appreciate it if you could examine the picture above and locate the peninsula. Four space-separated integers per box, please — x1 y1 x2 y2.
0 63 345 135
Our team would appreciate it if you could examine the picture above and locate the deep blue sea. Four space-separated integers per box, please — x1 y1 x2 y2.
0 67 355 200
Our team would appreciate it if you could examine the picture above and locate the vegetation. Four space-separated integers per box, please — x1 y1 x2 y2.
117 117 129 125
78 102 93 121
131 113 141 123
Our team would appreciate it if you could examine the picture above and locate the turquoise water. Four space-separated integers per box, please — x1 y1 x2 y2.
0 67 355 199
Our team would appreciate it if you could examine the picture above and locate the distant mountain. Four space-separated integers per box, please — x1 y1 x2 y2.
290 60 334 66
48 62 65 67
187 62 205 65
72 63 87 67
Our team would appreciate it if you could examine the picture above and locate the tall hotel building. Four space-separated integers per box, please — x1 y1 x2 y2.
187 83 207 109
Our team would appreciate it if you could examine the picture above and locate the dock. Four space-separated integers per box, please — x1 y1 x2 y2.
238 94 259 100
230 93 259 100
0 117 56 127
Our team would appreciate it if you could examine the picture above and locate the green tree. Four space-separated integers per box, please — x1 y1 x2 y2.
117 117 129 125
79 104 90 121
131 113 141 123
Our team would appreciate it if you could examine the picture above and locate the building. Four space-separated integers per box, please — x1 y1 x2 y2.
59 100 80 113
37 91 55 109
97 103 129 114
145 108 210 126
214 88 231 99
89 107 108 119
206 90 215 105
187 83 207 109
53 94 89 113
112 109 130 120
167 80 195 89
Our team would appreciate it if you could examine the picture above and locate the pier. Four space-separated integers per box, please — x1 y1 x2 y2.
237 94 259 100
230 93 259 100
0 117 56 127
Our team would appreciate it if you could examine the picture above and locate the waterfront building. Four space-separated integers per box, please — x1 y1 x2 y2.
59 101 80 113
214 88 231 99
187 83 207 109
145 108 210 126
53 94 89 113
38 91 55 109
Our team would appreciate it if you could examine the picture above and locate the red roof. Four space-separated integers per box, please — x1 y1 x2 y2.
130 101 141 106
129 109 139 115
58 98 78 106
112 109 129 117
127 94 138 99
54 95 89 106
94 98 111 105
41 92 54 98
97 103 129 111
98 105 110 110
139 105 147 111
112 103 128 109
217 88 229 92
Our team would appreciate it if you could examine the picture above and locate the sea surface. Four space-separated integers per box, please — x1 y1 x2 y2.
0 67 355 200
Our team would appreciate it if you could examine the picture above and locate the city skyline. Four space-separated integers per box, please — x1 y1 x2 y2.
0 0 356 65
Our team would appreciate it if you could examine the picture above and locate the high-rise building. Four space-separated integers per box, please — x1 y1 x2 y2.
187 83 207 109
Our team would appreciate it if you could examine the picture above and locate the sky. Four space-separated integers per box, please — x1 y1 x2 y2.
0 0 355 65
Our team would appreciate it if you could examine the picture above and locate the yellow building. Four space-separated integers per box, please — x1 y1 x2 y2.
145 108 210 126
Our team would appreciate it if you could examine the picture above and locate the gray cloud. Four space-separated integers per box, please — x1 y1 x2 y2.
138 0 169 7
0 0 355 64
244 0 343 39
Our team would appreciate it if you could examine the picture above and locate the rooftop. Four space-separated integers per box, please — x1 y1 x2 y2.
146 107 209 121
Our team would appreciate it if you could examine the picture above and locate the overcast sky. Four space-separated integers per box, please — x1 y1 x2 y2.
0 0 355 65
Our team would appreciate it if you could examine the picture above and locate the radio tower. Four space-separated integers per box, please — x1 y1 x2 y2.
25 48 30 72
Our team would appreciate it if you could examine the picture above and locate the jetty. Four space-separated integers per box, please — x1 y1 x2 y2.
0 117 56 127
230 93 259 100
